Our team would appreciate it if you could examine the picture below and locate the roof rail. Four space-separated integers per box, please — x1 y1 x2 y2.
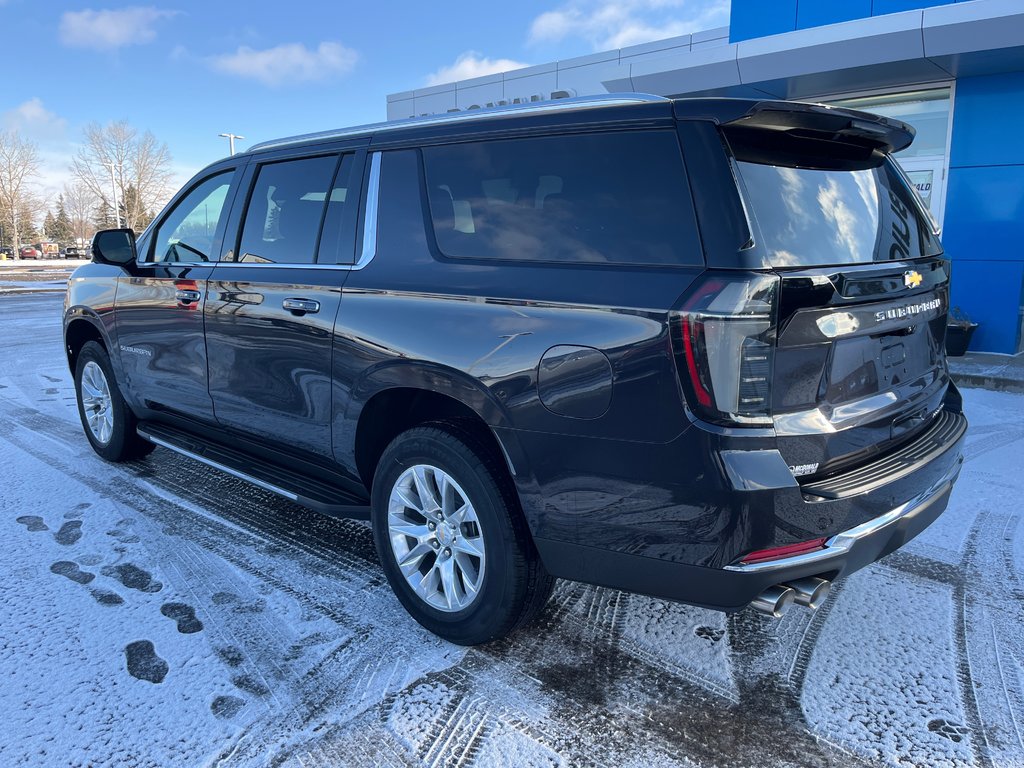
247 93 670 152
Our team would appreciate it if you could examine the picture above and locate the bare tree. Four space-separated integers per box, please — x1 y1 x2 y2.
0 130 41 251
71 121 173 232
63 182 98 245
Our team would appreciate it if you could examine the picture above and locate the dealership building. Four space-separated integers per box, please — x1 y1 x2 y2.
388 0 1024 354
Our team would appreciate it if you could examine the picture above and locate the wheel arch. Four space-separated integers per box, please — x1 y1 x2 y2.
345 362 523 497
64 310 110 374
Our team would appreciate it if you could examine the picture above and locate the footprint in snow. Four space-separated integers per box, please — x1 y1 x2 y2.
161 602 203 634
231 674 270 697
210 695 247 720
125 641 168 684
51 561 125 605
51 560 95 585
216 646 245 668
91 589 125 606
106 529 141 544
928 718 970 743
54 520 83 546
64 502 91 520
101 563 162 593
16 516 48 532
695 626 726 643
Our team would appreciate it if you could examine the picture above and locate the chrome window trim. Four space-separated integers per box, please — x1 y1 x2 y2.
355 152 381 270
247 94 669 153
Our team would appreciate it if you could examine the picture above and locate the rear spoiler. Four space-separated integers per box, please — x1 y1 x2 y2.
674 98 915 157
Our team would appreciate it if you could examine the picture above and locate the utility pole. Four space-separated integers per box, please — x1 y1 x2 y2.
104 162 122 229
218 133 245 156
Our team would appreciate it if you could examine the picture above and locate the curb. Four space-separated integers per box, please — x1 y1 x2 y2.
950 372 1024 394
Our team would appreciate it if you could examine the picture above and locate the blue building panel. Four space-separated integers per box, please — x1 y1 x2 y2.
797 0 872 29
729 0 798 42
948 260 1024 353
949 72 1024 169
943 165 1024 262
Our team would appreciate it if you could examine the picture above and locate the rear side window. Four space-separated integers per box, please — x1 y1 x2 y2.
735 159 942 268
237 155 339 264
422 130 701 266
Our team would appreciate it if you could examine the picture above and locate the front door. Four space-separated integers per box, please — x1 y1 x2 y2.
115 167 239 423
204 150 363 459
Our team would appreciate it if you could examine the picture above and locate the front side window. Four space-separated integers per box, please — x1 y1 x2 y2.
150 171 233 262
237 155 340 264
422 131 701 266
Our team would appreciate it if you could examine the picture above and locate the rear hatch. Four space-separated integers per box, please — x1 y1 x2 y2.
676 101 952 481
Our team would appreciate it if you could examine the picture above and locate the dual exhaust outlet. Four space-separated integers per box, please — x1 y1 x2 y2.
751 577 831 618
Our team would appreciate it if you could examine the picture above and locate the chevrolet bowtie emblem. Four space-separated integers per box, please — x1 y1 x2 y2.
903 270 923 289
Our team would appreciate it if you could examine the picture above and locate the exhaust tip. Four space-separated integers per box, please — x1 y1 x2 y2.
785 577 831 610
751 585 796 618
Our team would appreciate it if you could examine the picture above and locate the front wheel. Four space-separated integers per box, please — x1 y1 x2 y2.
74 340 154 462
371 422 554 645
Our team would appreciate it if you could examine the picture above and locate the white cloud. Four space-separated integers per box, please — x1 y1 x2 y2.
2 98 68 139
59 6 177 50
529 0 729 51
426 51 530 87
209 42 358 87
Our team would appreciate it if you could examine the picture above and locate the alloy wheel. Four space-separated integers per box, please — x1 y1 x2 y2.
387 464 486 612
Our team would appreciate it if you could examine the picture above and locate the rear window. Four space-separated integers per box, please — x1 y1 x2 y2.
421 130 701 266
735 159 941 268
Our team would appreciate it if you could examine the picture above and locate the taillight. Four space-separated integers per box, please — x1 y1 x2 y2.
740 537 828 565
674 273 779 426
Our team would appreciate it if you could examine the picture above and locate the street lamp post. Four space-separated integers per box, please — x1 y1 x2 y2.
219 133 245 156
104 162 122 229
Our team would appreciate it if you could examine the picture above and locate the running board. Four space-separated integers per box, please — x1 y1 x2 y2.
136 422 370 520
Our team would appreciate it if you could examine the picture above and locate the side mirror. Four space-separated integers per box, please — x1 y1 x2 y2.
91 228 137 265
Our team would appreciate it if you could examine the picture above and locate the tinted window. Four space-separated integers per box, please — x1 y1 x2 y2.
422 131 701 266
735 159 942 267
237 155 338 264
315 154 359 264
150 171 233 262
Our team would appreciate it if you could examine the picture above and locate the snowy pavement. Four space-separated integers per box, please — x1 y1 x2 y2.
1 292 1022 768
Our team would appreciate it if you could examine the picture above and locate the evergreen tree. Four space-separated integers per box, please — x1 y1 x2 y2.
42 209 56 240
94 197 115 231
52 194 73 245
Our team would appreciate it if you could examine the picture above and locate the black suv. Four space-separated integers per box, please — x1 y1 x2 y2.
64 95 966 644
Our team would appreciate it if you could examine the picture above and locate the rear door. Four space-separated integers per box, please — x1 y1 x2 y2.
204 147 364 460
728 120 950 476
116 165 240 423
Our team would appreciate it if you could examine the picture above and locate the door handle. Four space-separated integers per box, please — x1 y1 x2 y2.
282 298 320 315
175 289 202 304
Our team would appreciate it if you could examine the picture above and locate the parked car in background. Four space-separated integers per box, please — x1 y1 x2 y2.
64 245 89 260
0 246 12 259
64 94 967 645
19 246 41 260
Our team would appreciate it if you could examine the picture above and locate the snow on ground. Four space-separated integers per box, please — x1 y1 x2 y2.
1 292 1023 767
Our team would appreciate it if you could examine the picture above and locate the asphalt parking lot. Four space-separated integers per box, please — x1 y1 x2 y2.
1 291 1022 768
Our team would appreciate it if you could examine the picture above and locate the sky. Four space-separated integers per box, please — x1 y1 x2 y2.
1 0 730 205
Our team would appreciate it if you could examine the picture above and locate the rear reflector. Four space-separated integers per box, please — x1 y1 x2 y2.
740 537 828 565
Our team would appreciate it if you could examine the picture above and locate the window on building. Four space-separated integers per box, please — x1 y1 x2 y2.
421 131 701 266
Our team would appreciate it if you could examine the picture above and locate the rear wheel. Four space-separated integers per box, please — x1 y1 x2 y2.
74 341 154 462
371 422 554 645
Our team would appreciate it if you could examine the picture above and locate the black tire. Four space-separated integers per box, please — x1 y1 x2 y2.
371 421 554 645
74 340 154 462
